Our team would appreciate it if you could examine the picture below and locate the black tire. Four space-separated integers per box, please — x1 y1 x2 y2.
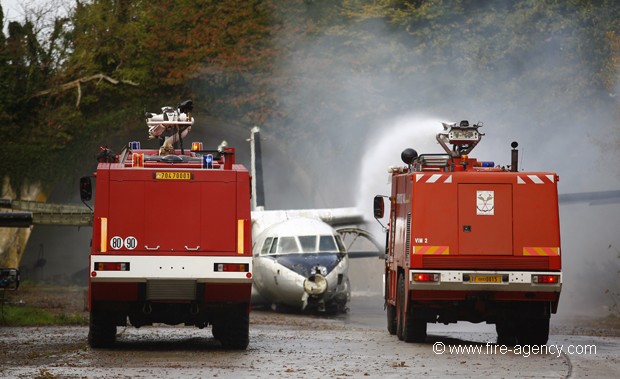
386 271 397 335
397 274 426 342
516 318 550 345
212 321 222 341
404 316 427 343
496 321 517 346
88 309 117 348
396 274 405 340
213 305 250 350
386 303 397 335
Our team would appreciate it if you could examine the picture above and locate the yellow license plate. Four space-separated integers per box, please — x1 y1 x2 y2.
470 275 502 283
154 172 192 180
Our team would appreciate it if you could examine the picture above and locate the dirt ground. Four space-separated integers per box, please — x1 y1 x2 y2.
2 284 89 319
2 285 620 378
5 283 620 334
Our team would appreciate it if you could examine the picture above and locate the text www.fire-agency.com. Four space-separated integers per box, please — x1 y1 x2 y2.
432 341 597 358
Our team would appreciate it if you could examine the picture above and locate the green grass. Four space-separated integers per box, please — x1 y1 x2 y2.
0 305 88 326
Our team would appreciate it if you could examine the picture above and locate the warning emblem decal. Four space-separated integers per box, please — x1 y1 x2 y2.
476 190 494 215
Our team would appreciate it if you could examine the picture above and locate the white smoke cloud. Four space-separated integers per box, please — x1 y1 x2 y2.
264 7 620 319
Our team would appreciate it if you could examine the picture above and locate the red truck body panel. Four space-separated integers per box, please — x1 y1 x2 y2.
394 171 561 270
380 123 562 344
92 164 249 256
86 144 253 349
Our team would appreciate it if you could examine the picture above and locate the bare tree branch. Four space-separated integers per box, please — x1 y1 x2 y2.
33 73 139 107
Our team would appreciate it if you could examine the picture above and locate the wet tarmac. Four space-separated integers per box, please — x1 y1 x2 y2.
1 294 619 378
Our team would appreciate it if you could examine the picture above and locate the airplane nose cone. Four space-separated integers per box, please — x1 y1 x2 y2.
303 274 328 295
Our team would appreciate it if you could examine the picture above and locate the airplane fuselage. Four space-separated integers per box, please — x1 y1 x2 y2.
253 252 350 312
251 217 352 313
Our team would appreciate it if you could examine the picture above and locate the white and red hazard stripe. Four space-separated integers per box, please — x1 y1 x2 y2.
415 174 453 183
413 173 557 185
516 174 556 184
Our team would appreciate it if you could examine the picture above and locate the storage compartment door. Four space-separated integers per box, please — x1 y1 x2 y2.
458 184 512 255
144 181 201 251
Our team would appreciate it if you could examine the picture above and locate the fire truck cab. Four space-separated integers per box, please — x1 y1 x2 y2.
83 102 252 349
374 121 561 345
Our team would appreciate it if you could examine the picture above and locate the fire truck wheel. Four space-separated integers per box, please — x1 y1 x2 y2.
213 306 250 350
212 322 221 340
88 310 117 348
495 321 517 346
404 317 427 343
396 274 405 340
397 274 427 342
386 303 397 335
516 318 550 345
386 271 397 335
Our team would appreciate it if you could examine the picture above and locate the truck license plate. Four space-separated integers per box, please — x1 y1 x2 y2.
154 172 192 180
469 275 502 283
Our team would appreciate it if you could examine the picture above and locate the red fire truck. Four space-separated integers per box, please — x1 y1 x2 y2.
81 101 252 349
374 121 561 345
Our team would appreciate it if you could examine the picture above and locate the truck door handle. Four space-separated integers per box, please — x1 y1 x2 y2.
145 245 160 251
185 246 200 251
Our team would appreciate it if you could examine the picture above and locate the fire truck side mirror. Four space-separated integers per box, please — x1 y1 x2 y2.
80 176 92 202
373 196 385 219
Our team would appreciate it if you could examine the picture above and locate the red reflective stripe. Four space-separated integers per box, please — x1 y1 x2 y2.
415 246 449 255
523 247 559 256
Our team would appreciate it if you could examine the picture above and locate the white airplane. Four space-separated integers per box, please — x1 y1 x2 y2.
248 127 382 313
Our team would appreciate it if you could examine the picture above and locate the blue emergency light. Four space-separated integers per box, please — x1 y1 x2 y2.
203 154 213 169
129 141 141 150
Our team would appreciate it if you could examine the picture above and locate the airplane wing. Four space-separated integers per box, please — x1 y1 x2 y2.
558 190 620 205
251 207 365 236
0 198 93 227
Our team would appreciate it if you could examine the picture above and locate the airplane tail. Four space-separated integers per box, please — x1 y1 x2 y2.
250 126 266 211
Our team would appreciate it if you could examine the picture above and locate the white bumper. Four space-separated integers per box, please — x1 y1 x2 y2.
409 270 562 292
90 255 252 283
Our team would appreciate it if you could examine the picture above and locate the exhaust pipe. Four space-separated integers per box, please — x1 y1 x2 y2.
511 141 519 172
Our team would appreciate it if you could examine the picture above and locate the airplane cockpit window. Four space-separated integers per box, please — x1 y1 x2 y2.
277 236 299 254
298 236 316 252
268 235 341 254
261 237 274 255
268 237 278 255
319 235 338 253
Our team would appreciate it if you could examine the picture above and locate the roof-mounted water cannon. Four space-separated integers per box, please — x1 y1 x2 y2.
437 120 484 157
218 140 229 152
145 99 194 155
